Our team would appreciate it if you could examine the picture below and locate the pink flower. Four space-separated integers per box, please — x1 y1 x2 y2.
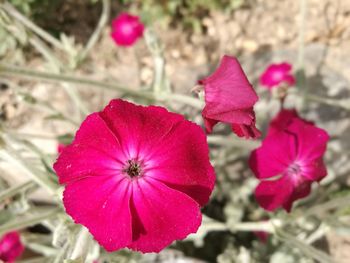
254 231 269 243
268 109 299 134
0 232 24 262
57 143 66 154
259 62 296 89
199 55 261 139
53 99 215 253
111 13 144 47
249 110 329 212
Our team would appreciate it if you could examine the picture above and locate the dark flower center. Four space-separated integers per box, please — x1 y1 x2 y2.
287 163 301 176
124 159 142 178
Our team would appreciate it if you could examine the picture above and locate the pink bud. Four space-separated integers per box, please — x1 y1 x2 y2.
111 13 144 47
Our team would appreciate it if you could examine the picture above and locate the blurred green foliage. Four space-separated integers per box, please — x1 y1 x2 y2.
123 0 247 32
8 0 61 16
9 0 247 34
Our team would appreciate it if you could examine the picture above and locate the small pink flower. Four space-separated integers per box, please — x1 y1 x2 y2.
111 13 144 47
249 110 329 212
259 62 296 89
254 231 269 243
53 99 215 253
0 232 24 262
199 55 261 139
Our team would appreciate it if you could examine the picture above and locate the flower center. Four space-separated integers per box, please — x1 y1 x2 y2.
287 163 301 176
123 159 142 178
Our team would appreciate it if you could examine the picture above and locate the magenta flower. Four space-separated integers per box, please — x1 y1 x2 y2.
249 110 329 212
111 13 144 47
254 230 269 243
57 143 66 154
199 55 261 139
53 99 215 253
259 62 296 89
0 232 24 262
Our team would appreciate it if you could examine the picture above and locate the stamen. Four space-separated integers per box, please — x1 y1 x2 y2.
123 159 142 178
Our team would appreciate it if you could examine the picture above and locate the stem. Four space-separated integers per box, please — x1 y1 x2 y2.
229 221 276 233
79 0 110 62
14 88 80 126
276 229 335 263
23 242 58 256
201 215 278 233
0 63 203 108
0 136 58 194
0 181 37 203
305 94 350 111
297 0 308 109
1 2 65 51
68 227 93 261
207 135 260 149
303 195 350 217
29 35 89 116
144 29 170 94
53 242 69 263
0 207 61 236
17 257 53 263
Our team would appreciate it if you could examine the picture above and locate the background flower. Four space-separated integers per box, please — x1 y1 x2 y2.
199 55 261 139
111 12 144 47
0 231 24 263
249 111 329 212
54 99 215 253
259 62 296 89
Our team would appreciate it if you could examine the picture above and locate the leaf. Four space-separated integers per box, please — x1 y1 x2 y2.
57 133 74 146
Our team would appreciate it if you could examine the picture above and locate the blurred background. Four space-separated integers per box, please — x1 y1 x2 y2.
0 0 350 262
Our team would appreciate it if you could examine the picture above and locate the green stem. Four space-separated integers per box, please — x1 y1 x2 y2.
29 35 89 116
305 94 350 111
0 63 203 108
144 29 170 94
14 88 80 126
0 136 58 194
297 0 308 109
79 0 110 62
17 257 53 263
207 135 260 149
276 228 335 263
201 215 277 233
1 2 65 51
0 207 61 236
69 227 93 262
303 195 350 218
0 181 37 203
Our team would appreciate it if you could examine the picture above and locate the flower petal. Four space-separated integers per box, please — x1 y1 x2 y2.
144 118 215 206
111 13 144 46
268 109 299 135
63 176 133 251
54 113 125 184
287 118 329 161
202 115 219 133
259 62 294 88
199 56 258 115
99 99 185 159
128 178 202 253
101 99 215 206
249 131 296 179
301 157 327 181
255 176 295 212
256 175 313 212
